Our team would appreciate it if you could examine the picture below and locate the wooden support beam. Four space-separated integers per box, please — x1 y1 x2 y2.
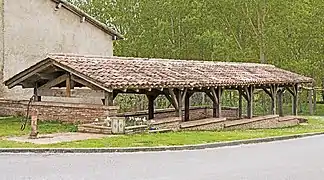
246 86 254 119
147 95 157 120
286 85 299 116
262 87 272 98
244 86 251 101
210 87 222 118
308 88 314 115
33 83 41 102
182 88 188 101
286 87 294 96
168 88 179 110
66 74 71 97
238 88 248 101
292 84 298 116
208 88 218 118
262 85 278 115
38 74 68 90
71 75 101 90
239 92 243 119
270 85 278 115
314 88 317 113
277 88 285 117
35 72 62 80
177 90 183 120
164 90 178 109
216 88 222 118
102 91 118 105
184 93 190 121
183 92 194 122
205 91 215 104
104 91 114 106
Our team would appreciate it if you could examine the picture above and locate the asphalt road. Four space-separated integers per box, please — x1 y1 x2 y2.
1 135 324 180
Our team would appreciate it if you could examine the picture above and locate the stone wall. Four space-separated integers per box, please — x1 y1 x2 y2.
0 0 4 94
0 99 118 123
118 106 239 121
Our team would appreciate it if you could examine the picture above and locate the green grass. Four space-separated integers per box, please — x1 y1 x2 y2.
0 116 324 148
0 117 77 137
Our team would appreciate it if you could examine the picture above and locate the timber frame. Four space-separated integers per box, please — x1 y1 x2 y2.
4 55 314 122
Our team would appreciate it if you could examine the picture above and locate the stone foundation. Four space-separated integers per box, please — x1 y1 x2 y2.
225 115 301 130
118 106 239 121
0 99 118 123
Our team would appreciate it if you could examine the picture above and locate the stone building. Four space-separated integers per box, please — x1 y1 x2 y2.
0 0 122 100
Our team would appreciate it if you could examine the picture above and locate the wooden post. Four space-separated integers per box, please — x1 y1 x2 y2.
278 89 284 117
308 88 314 115
211 87 222 118
33 83 41 102
216 88 222 118
104 91 114 106
239 92 243 119
66 74 71 97
213 100 217 118
292 84 298 116
147 95 155 120
184 94 190 121
247 86 254 119
314 88 317 113
271 85 278 115
177 90 183 120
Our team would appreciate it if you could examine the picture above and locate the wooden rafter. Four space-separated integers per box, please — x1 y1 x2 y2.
38 74 68 90
52 61 113 93
71 75 101 90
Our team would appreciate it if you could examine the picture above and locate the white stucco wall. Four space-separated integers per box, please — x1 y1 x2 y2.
1 0 114 100
0 0 4 95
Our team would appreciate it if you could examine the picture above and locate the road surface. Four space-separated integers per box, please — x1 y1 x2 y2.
1 135 324 180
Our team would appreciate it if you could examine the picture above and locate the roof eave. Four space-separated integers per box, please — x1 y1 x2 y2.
4 58 54 89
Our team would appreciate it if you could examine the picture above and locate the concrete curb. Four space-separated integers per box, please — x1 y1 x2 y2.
1 132 324 154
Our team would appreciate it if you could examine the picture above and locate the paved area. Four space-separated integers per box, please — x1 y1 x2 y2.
1 135 324 179
5 133 111 144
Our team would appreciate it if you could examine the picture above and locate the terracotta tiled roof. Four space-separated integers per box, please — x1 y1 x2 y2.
48 54 313 90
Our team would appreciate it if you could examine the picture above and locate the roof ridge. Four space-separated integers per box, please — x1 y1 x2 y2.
47 53 275 67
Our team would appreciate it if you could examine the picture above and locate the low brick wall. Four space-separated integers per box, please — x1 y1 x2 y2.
118 106 239 121
180 118 226 131
0 99 118 123
150 117 181 130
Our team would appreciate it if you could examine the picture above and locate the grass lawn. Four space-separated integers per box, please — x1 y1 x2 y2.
0 116 324 148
